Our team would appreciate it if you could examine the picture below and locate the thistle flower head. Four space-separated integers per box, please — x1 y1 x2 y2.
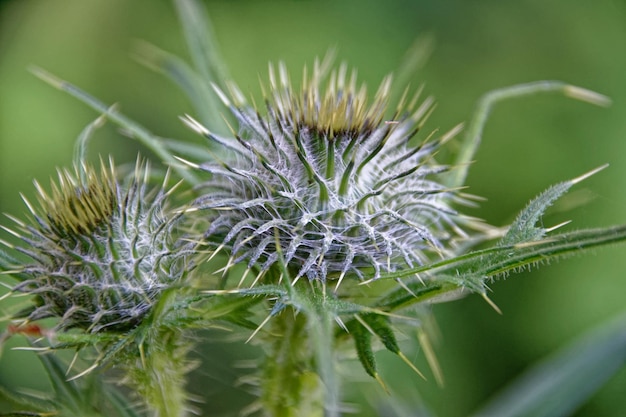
186 60 471 285
4 159 189 332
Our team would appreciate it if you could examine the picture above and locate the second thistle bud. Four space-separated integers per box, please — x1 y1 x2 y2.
4 159 190 333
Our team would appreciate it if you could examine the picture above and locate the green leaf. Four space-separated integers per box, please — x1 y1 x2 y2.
500 165 607 246
133 42 228 135
0 385 55 415
37 351 82 412
29 67 200 187
347 318 378 379
361 313 401 354
376 225 626 282
375 280 457 311
0 347 140 417
173 0 229 88
73 110 108 171
0 248 29 282
172 0 231 134
470 311 626 417
368 225 626 313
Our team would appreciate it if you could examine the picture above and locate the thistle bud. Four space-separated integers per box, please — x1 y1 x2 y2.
3 159 189 333
185 61 471 287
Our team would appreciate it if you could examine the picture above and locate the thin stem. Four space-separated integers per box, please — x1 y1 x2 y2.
128 290 191 417
446 81 610 189
260 309 324 417
309 300 340 417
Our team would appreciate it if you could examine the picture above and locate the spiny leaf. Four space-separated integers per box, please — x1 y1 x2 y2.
360 313 400 353
346 318 377 379
360 313 427 379
500 165 607 246
375 280 457 312
374 225 626 283
0 249 29 282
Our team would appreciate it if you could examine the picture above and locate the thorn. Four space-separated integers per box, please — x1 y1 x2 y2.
513 238 557 249
66 351 80 376
398 351 427 380
172 155 200 169
11 346 50 352
216 257 235 279
3 213 25 227
291 274 302 287
563 85 612 107
481 293 502 315
439 123 464 145
207 243 226 262
359 278 375 286
250 269 266 288
374 373 390 395
164 179 185 198
139 342 146 370
180 114 210 136
395 278 417 298
202 289 243 295
417 329 444 387
210 82 231 107
0 225 21 239
67 361 99 381
334 270 347 293
238 267 251 288
335 316 348 332
246 313 274 343
570 164 609 185
545 220 572 233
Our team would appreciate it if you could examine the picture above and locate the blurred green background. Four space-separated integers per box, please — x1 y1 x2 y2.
1 0 626 416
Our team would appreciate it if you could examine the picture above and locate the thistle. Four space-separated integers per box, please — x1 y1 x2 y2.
1 159 189 333
183 59 473 289
2 2 625 415
173 57 622 416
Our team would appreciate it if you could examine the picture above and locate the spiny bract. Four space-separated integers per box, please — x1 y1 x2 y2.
183 59 475 287
3 159 190 332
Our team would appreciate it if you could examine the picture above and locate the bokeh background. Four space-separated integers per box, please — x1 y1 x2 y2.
1 0 626 416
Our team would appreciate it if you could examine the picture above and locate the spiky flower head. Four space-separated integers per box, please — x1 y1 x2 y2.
3 159 189 332
184 59 472 288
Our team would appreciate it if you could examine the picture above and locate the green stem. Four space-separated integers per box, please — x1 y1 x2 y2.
309 302 340 417
260 308 325 417
127 291 191 417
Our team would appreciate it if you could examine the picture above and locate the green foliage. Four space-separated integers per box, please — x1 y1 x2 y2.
1 1 625 416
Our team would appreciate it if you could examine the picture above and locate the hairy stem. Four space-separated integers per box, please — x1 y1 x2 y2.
260 308 325 417
125 291 192 417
